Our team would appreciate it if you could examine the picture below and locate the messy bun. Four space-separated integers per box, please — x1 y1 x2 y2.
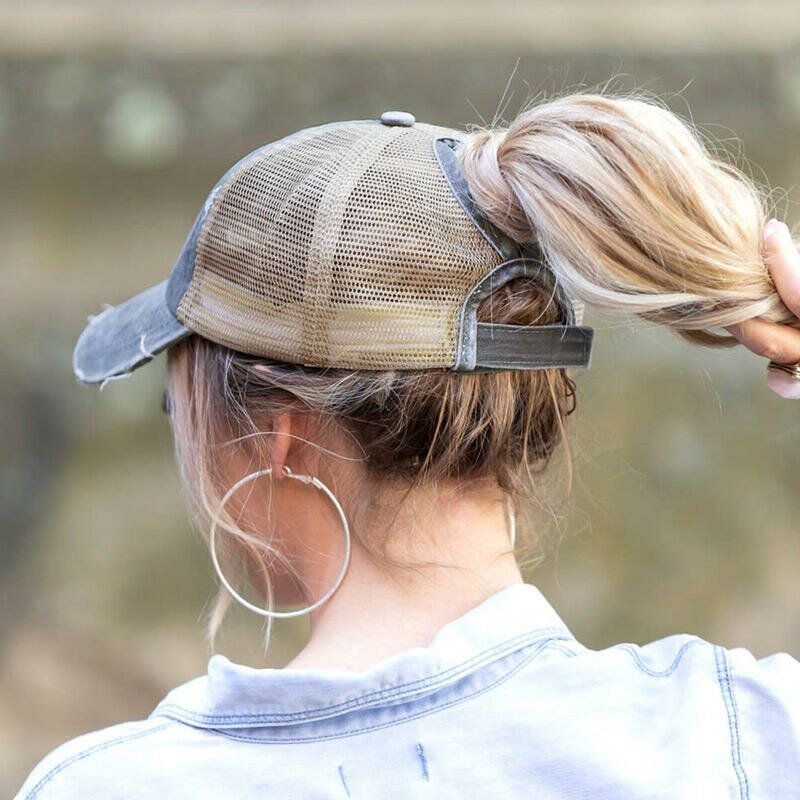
460 93 796 346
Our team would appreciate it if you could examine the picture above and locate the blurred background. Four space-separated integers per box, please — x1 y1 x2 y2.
3 0 800 791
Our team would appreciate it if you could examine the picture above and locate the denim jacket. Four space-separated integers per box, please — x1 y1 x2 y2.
14 581 800 799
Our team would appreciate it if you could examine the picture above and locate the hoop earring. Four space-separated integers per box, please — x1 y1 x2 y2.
505 494 517 549
209 465 351 619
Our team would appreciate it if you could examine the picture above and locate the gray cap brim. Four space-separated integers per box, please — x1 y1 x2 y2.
73 279 191 385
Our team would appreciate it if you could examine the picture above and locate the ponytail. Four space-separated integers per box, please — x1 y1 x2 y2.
460 93 796 346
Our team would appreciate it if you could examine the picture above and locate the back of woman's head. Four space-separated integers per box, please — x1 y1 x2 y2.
166 90 795 641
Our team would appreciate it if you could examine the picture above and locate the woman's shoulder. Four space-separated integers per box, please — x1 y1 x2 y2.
13 717 179 800
617 632 799 698
556 630 799 708
532 631 800 795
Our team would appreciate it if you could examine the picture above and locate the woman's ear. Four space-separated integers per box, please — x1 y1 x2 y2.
269 412 293 479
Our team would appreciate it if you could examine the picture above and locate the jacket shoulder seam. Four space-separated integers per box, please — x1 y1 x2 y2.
714 644 750 800
617 637 705 677
22 721 174 800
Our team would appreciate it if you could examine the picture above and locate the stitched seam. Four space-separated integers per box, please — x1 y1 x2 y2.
618 638 704 677
201 637 555 744
154 627 566 724
153 627 571 724
23 722 174 800
156 628 568 723
547 642 579 657
433 137 510 258
714 645 749 800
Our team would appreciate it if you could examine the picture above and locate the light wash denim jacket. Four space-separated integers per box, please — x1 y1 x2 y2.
14 582 800 798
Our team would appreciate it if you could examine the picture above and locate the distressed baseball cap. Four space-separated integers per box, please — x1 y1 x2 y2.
73 111 593 385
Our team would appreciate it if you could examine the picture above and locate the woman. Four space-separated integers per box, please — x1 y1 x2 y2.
15 95 800 798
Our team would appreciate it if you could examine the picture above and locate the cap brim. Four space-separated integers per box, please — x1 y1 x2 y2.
73 279 191 385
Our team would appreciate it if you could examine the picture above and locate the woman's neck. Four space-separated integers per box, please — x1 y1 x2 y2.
284 488 523 672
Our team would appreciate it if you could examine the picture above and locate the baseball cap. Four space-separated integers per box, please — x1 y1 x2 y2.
73 111 593 385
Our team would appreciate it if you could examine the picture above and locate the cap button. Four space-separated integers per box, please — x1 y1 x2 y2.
380 110 415 127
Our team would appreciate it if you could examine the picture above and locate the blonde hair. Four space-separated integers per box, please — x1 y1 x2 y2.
167 90 796 649
460 93 796 345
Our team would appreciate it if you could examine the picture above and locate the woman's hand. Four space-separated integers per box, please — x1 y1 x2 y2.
725 219 800 398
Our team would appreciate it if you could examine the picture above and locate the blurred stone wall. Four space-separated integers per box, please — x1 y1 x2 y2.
2 1 800 792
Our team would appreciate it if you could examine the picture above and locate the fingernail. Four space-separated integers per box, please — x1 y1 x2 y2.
764 218 787 241
766 370 800 399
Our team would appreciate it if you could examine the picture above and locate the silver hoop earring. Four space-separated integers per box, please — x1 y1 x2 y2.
505 494 517 549
209 465 351 619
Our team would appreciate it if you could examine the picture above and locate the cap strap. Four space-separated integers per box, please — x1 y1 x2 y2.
454 258 593 371
474 323 594 371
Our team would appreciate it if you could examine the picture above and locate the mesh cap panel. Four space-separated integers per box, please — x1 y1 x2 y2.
176 121 503 369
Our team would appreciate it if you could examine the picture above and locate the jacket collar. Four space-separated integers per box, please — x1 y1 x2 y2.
150 581 575 729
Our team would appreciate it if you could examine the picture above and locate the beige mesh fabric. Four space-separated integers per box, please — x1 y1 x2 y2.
176 120 504 369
